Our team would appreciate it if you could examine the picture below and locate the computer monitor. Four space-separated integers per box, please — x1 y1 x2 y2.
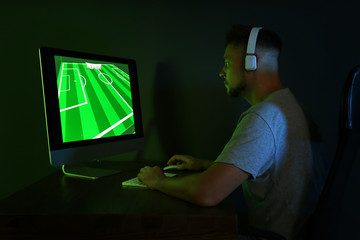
39 47 144 179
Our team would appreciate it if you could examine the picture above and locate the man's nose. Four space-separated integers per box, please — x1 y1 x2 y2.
219 68 225 79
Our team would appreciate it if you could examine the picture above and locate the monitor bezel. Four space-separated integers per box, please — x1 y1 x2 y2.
39 47 144 152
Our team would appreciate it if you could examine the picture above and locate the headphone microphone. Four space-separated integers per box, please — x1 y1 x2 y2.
245 27 262 71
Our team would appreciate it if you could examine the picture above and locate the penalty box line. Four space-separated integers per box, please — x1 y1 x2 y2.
59 64 88 112
112 66 130 84
93 112 134 139
97 69 133 112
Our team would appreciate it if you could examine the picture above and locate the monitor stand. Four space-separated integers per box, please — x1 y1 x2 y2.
62 161 121 180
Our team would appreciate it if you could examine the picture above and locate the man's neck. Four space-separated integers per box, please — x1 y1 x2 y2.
243 72 285 106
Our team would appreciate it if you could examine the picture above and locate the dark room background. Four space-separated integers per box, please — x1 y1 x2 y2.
1 0 359 238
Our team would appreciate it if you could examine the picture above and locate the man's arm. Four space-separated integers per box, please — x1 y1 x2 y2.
138 162 250 207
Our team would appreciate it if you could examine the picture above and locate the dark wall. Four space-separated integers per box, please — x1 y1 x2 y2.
1 0 359 237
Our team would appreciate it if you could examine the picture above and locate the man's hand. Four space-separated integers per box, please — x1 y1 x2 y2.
137 166 165 190
167 155 213 171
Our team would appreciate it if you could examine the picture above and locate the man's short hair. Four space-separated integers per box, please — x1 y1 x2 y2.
225 24 282 56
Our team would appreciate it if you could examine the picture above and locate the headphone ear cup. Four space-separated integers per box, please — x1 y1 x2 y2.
245 55 257 71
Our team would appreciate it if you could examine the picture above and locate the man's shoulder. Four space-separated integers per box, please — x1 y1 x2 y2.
245 100 284 121
252 88 298 112
242 89 303 127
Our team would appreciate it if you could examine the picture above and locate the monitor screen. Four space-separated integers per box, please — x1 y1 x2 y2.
55 55 135 143
39 47 144 173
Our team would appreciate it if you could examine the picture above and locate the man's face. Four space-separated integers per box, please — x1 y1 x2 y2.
219 44 247 97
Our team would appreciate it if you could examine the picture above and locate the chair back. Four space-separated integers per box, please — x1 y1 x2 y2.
306 65 360 239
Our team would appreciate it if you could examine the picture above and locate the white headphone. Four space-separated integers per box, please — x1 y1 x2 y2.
245 27 262 71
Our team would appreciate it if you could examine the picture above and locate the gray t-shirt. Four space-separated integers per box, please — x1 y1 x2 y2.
215 88 328 240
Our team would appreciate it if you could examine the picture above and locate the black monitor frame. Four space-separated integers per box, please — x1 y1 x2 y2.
39 47 144 173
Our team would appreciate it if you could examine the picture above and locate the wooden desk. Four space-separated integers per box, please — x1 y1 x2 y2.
0 161 238 240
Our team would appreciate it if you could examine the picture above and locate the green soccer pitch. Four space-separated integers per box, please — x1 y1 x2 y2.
57 61 135 143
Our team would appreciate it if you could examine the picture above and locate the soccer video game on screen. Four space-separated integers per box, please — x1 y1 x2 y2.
54 55 135 144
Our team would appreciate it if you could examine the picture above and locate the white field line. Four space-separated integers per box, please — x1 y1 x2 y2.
112 67 130 83
60 102 87 112
93 112 134 139
80 75 86 87
113 69 130 84
59 64 88 112
64 63 115 67
97 69 133 112
113 67 129 78
59 75 71 92
58 62 65 97
98 72 113 84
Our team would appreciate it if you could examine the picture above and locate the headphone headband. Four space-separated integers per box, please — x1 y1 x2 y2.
246 27 262 54
245 27 262 71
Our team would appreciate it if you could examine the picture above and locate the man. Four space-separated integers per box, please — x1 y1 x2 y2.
138 25 327 240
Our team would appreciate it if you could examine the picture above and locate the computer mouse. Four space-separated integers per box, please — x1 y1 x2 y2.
163 165 179 171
